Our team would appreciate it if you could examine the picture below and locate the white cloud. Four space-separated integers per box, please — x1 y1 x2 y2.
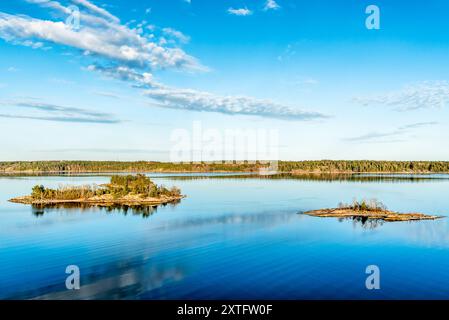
0 0 327 121
89 64 328 120
25 0 71 15
143 87 327 120
13 38 45 49
162 27 190 44
353 81 449 111
398 121 439 130
228 7 252 16
0 6 204 72
71 0 120 24
344 122 438 143
344 130 404 143
92 90 121 99
264 0 280 11
145 8 151 14
86 64 159 87
0 99 120 124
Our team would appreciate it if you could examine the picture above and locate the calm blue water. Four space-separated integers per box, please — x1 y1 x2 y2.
1 173 449 299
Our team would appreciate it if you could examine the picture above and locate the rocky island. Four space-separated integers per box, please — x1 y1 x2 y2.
9 174 184 206
304 199 443 222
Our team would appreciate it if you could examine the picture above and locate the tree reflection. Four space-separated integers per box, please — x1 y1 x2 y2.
168 173 448 184
31 199 181 218
337 216 385 229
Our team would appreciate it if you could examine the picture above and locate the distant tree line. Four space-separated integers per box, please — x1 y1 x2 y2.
0 161 262 173
278 160 449 173
3 160 449 173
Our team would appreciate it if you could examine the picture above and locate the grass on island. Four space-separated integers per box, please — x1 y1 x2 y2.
337 199 388 212
304 198 443 222
10 174 183 205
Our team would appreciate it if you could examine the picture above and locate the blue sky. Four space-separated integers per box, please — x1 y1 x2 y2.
1 0 449 161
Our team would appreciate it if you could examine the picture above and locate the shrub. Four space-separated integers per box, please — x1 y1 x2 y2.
339 198 387 211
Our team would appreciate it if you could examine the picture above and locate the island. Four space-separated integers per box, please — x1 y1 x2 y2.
304 199 443 222
9 174 184 206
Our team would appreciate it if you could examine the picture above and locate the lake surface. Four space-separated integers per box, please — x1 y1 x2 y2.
1 173 449 299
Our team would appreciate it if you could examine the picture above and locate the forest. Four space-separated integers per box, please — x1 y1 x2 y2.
2 160 449 174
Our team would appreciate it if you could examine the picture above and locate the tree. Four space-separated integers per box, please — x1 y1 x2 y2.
31 185 45 200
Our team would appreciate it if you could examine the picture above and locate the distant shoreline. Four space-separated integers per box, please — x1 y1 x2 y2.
2 171 449 175
1 170 449 175
2 160 449 174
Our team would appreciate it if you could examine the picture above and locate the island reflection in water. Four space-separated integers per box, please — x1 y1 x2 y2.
340 216 385 229
30 200 181 218
295 212 386 230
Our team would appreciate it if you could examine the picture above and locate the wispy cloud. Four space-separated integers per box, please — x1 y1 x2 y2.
344 121 439 143
14 39 46 49
86 64 157 87
162 27 190 44
264 0 280 11
0 100 120 124
353 81 449 111
90 64 329 121
143 87 328 121
0 113 117 123
228 7 252 16
92 91 121 99
0 0 327 121
398 121 439 130
71 0 120 24
344 130 405 143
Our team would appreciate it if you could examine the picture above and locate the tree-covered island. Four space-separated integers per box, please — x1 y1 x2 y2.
9 174 184 206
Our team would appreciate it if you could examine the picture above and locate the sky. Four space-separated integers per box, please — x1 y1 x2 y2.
1 0 449 161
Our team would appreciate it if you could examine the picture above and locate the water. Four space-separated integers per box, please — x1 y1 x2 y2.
1 173 449 299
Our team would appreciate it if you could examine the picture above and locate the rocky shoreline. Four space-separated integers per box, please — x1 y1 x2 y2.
9 194 185 206
304 207 443 222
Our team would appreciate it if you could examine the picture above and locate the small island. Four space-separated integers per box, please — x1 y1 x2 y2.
304 199 443 222
9 174 184 206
